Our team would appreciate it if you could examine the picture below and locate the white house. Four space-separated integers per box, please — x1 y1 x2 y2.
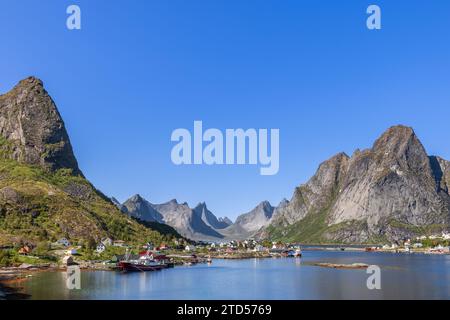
113 240 127 247
67 248 78 255
253 244 265 252
442 232 450 240
57 238 71 247
96 243 106 253
185 245 196 252
101 238 113 247
413 243 423 248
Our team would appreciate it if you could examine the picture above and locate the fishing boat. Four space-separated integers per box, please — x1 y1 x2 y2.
118 249 168 272
294 249 302 258
118 260 165 272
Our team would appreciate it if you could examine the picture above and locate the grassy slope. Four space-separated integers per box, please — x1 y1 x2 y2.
0 137 177 247
265 165 449 244
266 205 448 245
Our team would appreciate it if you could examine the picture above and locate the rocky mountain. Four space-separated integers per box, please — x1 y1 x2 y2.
0 77 178 246
233 201 274 233
122 194 163 222
121 195 225 241
107 125 450 244
262 125 450 244
219 201 275 240
193 202 231 230
0 77 82 176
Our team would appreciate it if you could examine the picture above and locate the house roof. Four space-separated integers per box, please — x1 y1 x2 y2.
112 254 139 261
62 256 74 262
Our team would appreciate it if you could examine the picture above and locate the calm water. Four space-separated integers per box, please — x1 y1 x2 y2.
14 251 450 300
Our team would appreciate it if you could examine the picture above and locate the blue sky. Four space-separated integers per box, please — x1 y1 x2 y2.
1 0 449 220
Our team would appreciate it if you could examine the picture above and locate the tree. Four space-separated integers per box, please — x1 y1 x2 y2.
87 237 97 250
33 241 50 257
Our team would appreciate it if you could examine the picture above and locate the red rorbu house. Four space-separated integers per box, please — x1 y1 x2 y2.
18 246 32 255
157 243 168 251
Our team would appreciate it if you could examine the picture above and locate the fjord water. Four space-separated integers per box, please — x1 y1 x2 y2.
17 251 450 300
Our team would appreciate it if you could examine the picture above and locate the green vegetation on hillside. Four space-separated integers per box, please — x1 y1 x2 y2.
0 137 179 247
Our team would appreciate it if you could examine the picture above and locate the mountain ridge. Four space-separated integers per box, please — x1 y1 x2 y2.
261 125 450 243
118 125 450 244
120 195 226 241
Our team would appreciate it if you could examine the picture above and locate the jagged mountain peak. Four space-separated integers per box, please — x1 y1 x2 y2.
263 125 450 243
130 194 145 202
256 200 273 211
373 125 415 148
192 202 230 230
194 202 207 209
233 201 275 233
0 76 82 175
314 152 349 177
122 194 227 240
372 125 429 169
277 198 290 208
15 76 44 89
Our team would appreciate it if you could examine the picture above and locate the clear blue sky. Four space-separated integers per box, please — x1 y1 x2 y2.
1 1 449 220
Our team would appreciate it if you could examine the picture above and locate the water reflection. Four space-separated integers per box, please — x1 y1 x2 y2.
14 252 450 300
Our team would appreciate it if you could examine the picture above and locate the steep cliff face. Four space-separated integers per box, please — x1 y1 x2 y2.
122 194 163 222
271 153 349 228
330 127 446 228
430 156 450 196
0 77 81 175
264 126 450 243
152 199 217 240
233 201 275 233
193 202 230 230
219 201 275 240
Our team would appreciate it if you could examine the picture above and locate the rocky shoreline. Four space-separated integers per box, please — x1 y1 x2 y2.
0 264 58 300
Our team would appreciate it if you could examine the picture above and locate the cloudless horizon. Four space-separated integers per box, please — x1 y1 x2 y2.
1 0 449 220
